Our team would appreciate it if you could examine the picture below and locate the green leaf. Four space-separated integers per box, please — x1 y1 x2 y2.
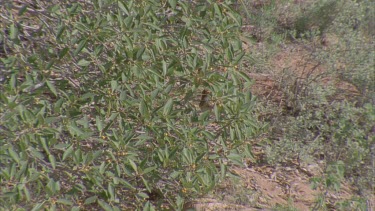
98 199 113 211
96 116 104 132
142 166 157 174
0 191 17 198
9 74 16 90
56 24 66 40
213 4 223 19
139 100 147 117
162 60 167 76
163 98 173 116
143 201 155 211
137 192 149 199
24 186 31 201
227 153 244 166
84 196 98 204
8 148 20 164
49 154 56 169
143 23 162 31
62 145 74 161
128 159 138 173
142 177 151 192
46 80 58 97
237 71 252 83
45 60 55 70
108 183 115 200
220 163 226 179
71 207 80 211
118 178 135 190
232 52 245 65
118 1 129 15
69 123 84 136
110 80 118 92
18 5 28 15
31 202 45 211
77 59 91 66
168 0 177 9
56 199 73 205
120 90 127 100
10 23 19 40
28 147 45 160
74 39 87 56
46 179 60 195
102 113 118 134
136 47 145 60
214 104 220 121
99 162 106 174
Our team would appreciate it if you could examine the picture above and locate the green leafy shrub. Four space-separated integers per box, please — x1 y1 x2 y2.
0 0 260 210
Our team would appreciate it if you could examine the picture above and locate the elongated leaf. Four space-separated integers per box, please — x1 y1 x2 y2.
98 199 113 211
10 24 19 40
8 148 20 163
23 186 31 201
119 178 135 190
77 59 91 66
214 104 220 121
227 153 244 166
137 192 149 199
31 202 45 211
9 74 16 90
96 116 103 132
74 39 87 56
56 24 66 40
143 201 155 211
139 100 147 117
69 123 84 136
108 183 115 200
46 80 58 96
56 199 73 205
213 4 222 19
102 113 118 133
28 147 45 160
118 1 129 15
162 60 167 76
84 196 98 204
142 177 151 192
168 0 177 9
58 47 69 59
238 71 252 83
232 51 245 65
62 145 74 161
110 80 118 92
163 98 173 116
136 47 145 60
128 159 138 173
47 154 56 169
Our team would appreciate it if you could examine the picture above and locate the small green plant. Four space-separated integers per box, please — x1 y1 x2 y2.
272 198 298 211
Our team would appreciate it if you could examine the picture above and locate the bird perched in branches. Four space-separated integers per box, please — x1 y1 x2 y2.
199 89 211 110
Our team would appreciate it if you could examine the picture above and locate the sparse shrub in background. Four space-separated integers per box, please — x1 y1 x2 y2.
293 0 339 38
316 0 375 105
242 0 374 209
0 0 260 210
